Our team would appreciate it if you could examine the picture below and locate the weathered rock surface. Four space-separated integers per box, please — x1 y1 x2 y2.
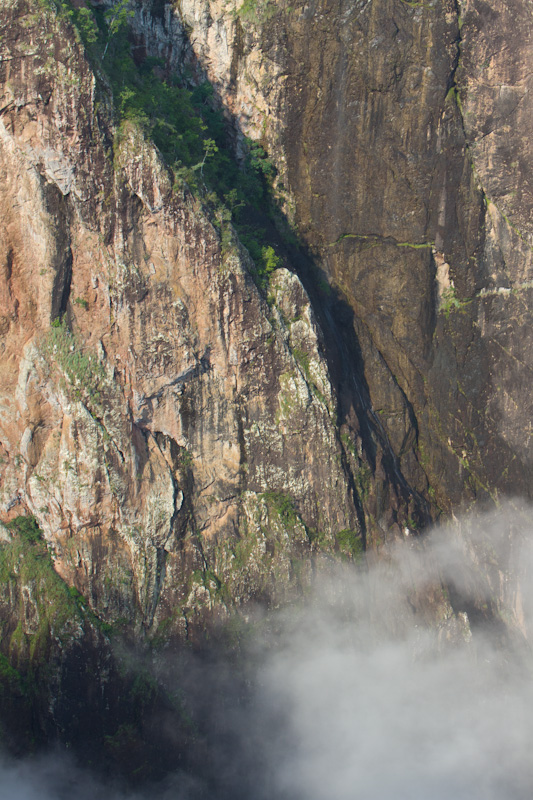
0 0 365 648
168 0 533 511
1 0 533 767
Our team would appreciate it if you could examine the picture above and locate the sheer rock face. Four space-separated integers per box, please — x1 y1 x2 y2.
0 0 532 762
165 0 533 509
1 0 533 638
0 0 362 638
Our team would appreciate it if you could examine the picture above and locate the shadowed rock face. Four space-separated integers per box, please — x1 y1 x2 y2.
177 0 533 509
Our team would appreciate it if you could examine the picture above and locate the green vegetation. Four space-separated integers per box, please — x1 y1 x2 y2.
231 532 256 569
103 0 134 54
330 232 434 251
306 527 326 546
191 568 230 604
37 0 285 286
335 528 365 561
0 517 185 760
341 431 357 456
262 490 299 527
440 285 472 319
446 85 458 104
291 346 327 406
130 668 158 707
58 0 281 286
177 447 193 470
44 316 105 402
276 370 298 419
234 0 277 23
292 346 310 373
396 241 434 249
1 517 116 650
104 723 140 759
0 517 83 662
355 462 372 501
75 5 100 43
398 0 432 9
0 653 24 699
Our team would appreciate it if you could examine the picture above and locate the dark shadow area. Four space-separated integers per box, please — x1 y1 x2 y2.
49 0 432 539
84 0 431 536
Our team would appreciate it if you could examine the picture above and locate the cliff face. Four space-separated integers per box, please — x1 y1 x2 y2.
0 0 532 765
170 0 533 510
0 0 366 645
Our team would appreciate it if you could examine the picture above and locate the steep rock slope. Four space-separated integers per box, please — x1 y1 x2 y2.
0 0 366 645
170 0 533 509
1 0 533 765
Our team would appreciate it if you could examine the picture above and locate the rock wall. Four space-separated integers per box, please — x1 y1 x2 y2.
1 0 532 639
0 0 367 646
1 0 532 766
166 0 533 510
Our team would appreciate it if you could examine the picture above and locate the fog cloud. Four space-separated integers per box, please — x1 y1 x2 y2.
0 752 205 800
3 502 533 799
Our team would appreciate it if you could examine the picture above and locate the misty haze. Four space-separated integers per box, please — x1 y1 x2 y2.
3 505 533 799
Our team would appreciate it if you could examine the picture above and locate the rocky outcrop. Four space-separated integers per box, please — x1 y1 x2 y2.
0 0 367 648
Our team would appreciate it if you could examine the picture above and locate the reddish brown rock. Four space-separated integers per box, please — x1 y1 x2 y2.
0 0 364 643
